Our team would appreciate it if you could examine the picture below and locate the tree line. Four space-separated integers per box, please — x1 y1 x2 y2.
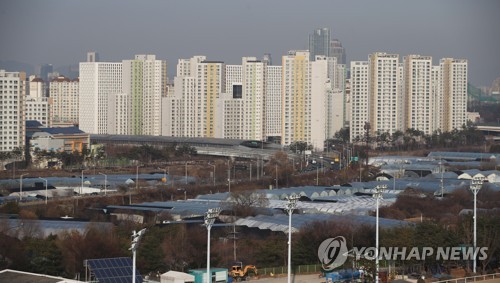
1 187 498 279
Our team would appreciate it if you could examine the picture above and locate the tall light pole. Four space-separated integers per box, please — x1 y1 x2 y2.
39 177 48 205
81 169 85 195
20 174 29 201
285 194 300 283
470 174 485 274
185 161 188 184
130 228 146 283
227 159 231 193
373 184 386 283
204 207 221 283
316 165 319 186
209 163 216 186
275 164 278 189
99 172 107 196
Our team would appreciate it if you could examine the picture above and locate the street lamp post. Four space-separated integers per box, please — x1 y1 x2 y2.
99 173 107 196
275 164 278 189
209 164 216 186
129 228 146 283
285 194 300 283
204 207 221 283
81 169 85 195
316 164 319 186
20 174 29 201
227 160 231 192
373 184 387 283
470 174 485 274
185 161 188 184
38 177 48 205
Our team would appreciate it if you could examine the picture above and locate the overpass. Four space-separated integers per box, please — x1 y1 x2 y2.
477 125 500 142
90 134 290 160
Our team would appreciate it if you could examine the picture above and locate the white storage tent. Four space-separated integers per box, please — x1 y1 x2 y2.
161 271 195 283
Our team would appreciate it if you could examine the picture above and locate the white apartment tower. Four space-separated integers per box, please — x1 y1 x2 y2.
222 64 243 139
282 50 311 146
439 58 468 132
49 76 79 125
431 65 442 131
79 62 122 134
0 70 25 152
25 76 50 127
265 65 282 139
310 56 329 150
163 56 206 137
368 52 402 137
349 61 370 142
166 58 223 138
404 55 433 135
25 96 50 127
122 55 167 136
349 53 468 142
241 57 265 141
108 93 129 135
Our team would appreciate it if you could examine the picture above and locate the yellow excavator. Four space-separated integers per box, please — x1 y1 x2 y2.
229 262 258 281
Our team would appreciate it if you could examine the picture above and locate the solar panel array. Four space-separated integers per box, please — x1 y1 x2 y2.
87 257 142 283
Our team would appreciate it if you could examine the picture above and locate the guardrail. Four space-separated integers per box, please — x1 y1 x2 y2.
258 264 322 276
434 273 500 283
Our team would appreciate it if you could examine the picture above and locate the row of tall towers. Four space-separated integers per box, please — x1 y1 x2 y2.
350 53 468 141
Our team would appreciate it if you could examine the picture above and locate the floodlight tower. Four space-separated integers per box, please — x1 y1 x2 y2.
205 207 221 283
130 228 146 283
470 174 485 274
285 194 300 283
373 184 387 283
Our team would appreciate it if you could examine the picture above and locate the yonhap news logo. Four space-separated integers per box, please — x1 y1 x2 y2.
318 236 348 271
318 237 489 271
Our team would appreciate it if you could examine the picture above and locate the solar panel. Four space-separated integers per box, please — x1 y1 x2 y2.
87 257 142 283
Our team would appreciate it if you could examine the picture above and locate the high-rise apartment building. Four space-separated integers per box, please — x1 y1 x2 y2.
29 76 45 98
196 61 224 138
404 55 433 135
309 28 331 61
122 55 167 136
368 52 402 137
25 96 50 127
79 62 122 134
164 56 223 138
310 56 329 149
265 65 282 139
330 38 346 65
439 58 468 132
25 76 50 127
349 61 370 142
163 56 206 137
108 93 129 135
349 53 468 142
241 57 265 141
0 70 25 152
282 50 312 146
49 76 79 125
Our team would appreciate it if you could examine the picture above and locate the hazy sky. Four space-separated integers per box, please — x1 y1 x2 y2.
1 0 499 87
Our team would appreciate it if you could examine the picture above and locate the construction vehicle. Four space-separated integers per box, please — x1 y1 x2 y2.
229 262 258 281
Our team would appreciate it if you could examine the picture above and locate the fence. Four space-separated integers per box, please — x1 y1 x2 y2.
259 264 322 276
434 273 500 283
